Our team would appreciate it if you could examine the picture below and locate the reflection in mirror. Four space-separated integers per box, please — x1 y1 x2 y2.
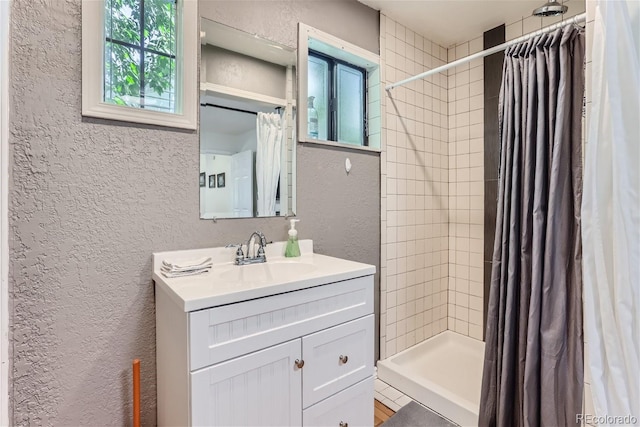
200 18 297 219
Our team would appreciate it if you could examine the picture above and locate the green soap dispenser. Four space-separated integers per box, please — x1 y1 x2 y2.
285 219 301 257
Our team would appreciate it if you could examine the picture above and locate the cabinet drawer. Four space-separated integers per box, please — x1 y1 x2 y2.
189 276 374 370
303 377 374 427
302 315 374 408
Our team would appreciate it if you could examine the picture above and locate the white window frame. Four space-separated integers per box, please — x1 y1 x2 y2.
298 23 381 153
82 0 198 130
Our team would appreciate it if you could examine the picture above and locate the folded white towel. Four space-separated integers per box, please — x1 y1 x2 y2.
160 257 213 278
161 264 210 273
161 267 211 278
162 257 212 271
161 264 213 274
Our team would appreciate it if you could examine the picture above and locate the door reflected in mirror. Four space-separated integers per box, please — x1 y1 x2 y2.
200 18 297 219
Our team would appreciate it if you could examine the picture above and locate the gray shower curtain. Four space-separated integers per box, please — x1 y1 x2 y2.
479 26 585 427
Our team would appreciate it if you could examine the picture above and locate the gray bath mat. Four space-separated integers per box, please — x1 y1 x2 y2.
380 401 459 427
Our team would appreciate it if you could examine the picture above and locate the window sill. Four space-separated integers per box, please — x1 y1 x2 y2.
82 102 197 130
299 137 381 153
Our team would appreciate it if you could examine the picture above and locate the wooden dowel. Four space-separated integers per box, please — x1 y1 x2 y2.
133 359 141 427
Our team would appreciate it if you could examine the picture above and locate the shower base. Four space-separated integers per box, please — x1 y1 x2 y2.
377 330 485 426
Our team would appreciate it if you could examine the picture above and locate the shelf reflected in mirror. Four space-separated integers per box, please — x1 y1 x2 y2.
200 18 297 219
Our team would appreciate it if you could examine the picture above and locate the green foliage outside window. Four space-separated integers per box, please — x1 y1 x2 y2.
104 0 177 112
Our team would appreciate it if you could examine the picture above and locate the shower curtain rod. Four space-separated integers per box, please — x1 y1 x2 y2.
385 12 586 91
200 103 257 115
200 103 284 115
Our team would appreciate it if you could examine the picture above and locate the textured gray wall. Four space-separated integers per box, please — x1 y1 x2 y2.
202 45 288 99
8 0 379 425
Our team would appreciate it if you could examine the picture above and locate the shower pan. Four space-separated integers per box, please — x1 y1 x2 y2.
377 331 485 426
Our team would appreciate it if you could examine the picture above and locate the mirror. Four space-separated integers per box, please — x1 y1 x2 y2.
200 18 297 219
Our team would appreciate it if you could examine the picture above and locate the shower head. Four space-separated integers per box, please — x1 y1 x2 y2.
532 1 568 17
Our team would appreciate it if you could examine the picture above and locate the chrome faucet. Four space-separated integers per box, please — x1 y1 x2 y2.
228 231 269 265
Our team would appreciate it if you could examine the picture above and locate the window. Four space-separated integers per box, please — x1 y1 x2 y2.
82 0 197 129
298 23 381 152
308 51 366 146
104 0 177 112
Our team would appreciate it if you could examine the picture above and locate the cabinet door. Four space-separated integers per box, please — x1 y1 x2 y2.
303 377 374 427
302 315 374 407
191 339 302 427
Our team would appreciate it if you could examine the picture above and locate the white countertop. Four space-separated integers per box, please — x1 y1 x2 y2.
152 240 376 312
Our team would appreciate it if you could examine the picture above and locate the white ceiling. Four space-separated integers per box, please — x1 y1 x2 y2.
357 0 585 47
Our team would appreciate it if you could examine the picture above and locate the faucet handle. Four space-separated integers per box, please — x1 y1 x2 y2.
257 245 266 260
226 244 245 264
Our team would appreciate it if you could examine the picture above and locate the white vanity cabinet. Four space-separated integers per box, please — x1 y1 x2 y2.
154 246 375 427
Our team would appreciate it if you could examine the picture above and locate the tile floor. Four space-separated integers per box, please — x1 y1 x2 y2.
374 377 414 412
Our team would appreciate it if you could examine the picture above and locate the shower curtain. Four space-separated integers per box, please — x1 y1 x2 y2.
256 112 283 217
582 0 640 423
479 26 585 427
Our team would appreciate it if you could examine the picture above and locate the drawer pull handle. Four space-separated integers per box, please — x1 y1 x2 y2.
294 359 305 369
339 422 348 427
339 355 349 364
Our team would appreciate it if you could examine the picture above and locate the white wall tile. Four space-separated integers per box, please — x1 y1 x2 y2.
469 37 483 55
469 324 483 340
382 16 485 354
470 66 483 83
455 43 469 60
523 15 543 34
406 29 415 47
393 22 402 40
506 21 523 42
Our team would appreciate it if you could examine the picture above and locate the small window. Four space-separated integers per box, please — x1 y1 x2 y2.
82 0 198 129
308 51 366 146
104 0 177 112
298 23 381 152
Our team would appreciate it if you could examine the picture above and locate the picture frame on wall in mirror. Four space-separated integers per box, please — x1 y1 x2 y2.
217 173 226 188
199 172 206 187
208 175 216 188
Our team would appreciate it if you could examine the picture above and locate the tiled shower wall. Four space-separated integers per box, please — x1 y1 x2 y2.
380 5 599 426
446 39 485 340
380 4 589 357
380 14 450 359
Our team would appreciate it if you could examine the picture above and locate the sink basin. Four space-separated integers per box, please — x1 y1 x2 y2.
218 260 317 284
